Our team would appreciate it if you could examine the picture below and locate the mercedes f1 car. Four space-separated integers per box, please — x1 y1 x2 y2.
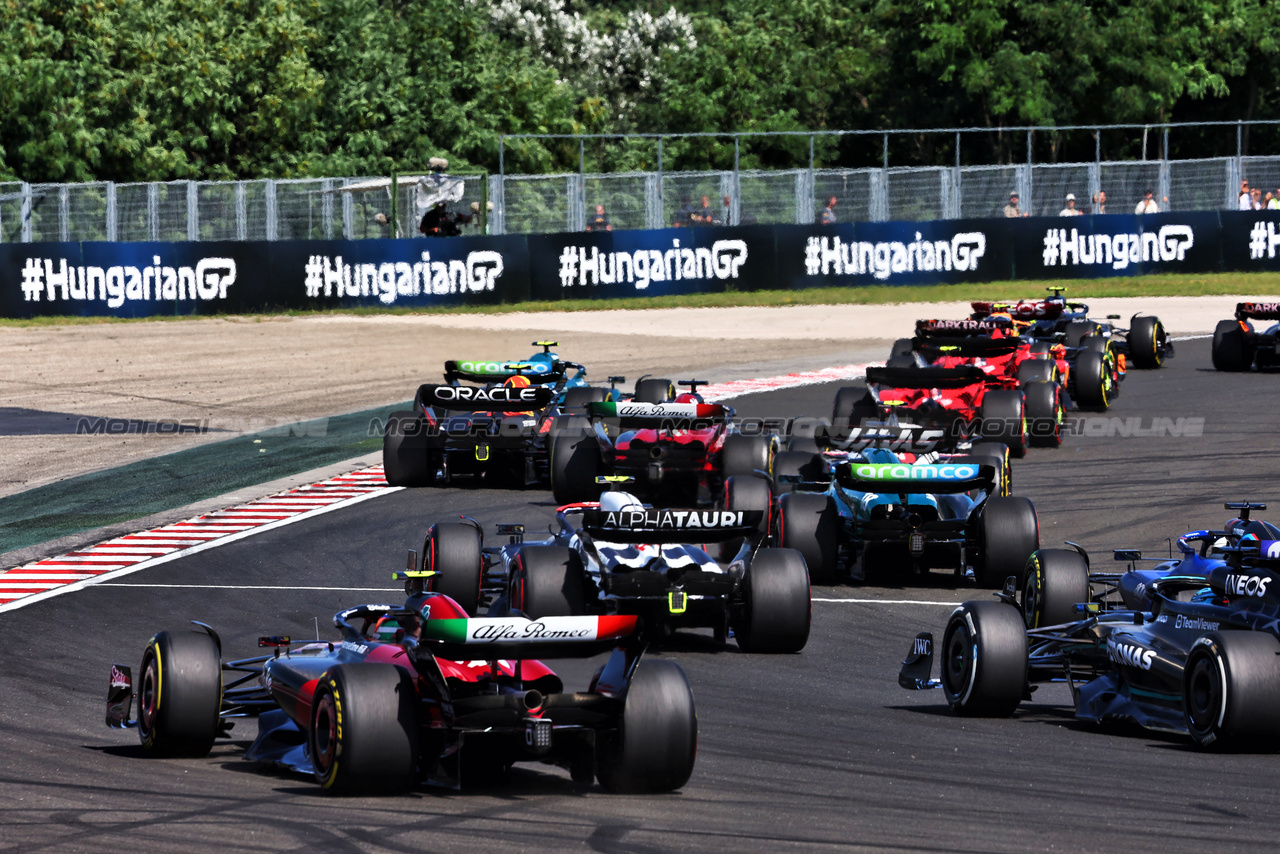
549 381 778 506
1212 302 1280 371
382 342 622 487
416 482 810 653
898 510 1280 748
105 583 697 793
772 445 1039 588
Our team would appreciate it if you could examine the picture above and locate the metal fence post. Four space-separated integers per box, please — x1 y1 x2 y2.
236 181 248 241
321 179 334 239
644 173 660 229
59 185 69 242
265 179 277 241
735 135 742 226
20 182 31 243
187 180 198 241
147 183 158 241
106 181 117 242
657 137 664 225
490 174 505 235
341 179 353 239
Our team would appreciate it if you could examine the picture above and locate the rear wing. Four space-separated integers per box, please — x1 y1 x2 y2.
580 507 763 544
1236 302 1280 321
865 365 987 390
416 382 555 411
443 359 566 384
834 460 996 495
915 318 1013 337
418 615 640 660
970 299 1065 321
587 400 730 428
912 336 1021 358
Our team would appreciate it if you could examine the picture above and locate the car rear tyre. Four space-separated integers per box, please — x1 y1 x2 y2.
772 450 826 496
1212 319 1254 372
137 631 222 757
974 496 1039 588
549 415 600 504
1020 549 1089 628
382 411 436 487
1064 320 1101 348
968 441 1011 496
778 491 840 585
510 545 585 618
424 522 484 616
311 664 419 795
1016 360 1055 387
1072 349 1110 409
720 475 772 560
735 548 811 653
596 659 697 793
721 434 774 481
941 601 1028 716
633 378 675 403
1184 631 1280 750
1023 381 1063 448
560 386 610 414
978 389 1028 458
832 387 877 434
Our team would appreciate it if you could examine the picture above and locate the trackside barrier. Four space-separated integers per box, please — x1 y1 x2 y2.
3 212 1279 318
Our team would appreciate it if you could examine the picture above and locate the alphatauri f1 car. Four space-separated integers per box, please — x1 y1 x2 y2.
416 482 810 653
899 514 1280 748
106 584 696 793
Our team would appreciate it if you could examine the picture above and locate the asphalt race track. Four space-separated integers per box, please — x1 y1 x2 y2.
3 337 1280 853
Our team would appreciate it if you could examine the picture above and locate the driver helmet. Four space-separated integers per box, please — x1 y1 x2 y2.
502 373 534 416
599 491 644 513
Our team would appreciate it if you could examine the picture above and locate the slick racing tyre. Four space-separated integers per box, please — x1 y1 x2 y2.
720 474 773 560
596 659 697 793
137 630 222 757
978 390 1028 458
771 450 826 496
832 387 877 435
887 337 916 368
968 441 1011 496
633 377 676 403
1072 349 1111 409
1184 631 1280 750
424 522 484 616
721 434 775 481
778 491 840 585
1212 319 1255 372
510 545 585 618
973 496 1039 589
1023 381 1063 448
311 664 419 795
1021 549 1090 629
560 386 610 414
735 547 811 653
1064 320 1102 348
941 600 1028 717
1127 315 1167 369
382 411 437 487
549 415 600 504
786 434 822 455
1016 359 1055 387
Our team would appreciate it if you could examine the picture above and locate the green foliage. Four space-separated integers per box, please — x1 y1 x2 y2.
0 0 1276 182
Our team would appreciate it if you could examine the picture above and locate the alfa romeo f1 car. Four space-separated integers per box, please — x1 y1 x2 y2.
105 584 697 793
898 513 1280 748
549 382 778 506
383 342 621 487
416 483 810 653
1212 302 1280 371
772 446 1039 588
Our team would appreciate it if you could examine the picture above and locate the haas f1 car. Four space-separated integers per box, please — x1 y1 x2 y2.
549 382 777 506
105 584 696 793
417 482 810 653
1212 302 1280 371
383 342 620 488
899 509 1280 748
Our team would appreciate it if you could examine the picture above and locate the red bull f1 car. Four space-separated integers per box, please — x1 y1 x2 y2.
105 582 696 793
1212 302 1280 371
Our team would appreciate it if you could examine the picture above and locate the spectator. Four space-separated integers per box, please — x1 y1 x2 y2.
1239 180 1252 210
1058 193 1083 216
1090 190 1107 214
1252 187 1264 210
1268 188 1280 210
1134 190 1160 214
586 203 611 232
1002 192 1026 217
673 196 695 227
722 194 734 226
820 196 837 225
373 211 390 237
691 194 718 225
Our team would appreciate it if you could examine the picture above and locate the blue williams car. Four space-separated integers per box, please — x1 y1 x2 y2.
771 445 1040 588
